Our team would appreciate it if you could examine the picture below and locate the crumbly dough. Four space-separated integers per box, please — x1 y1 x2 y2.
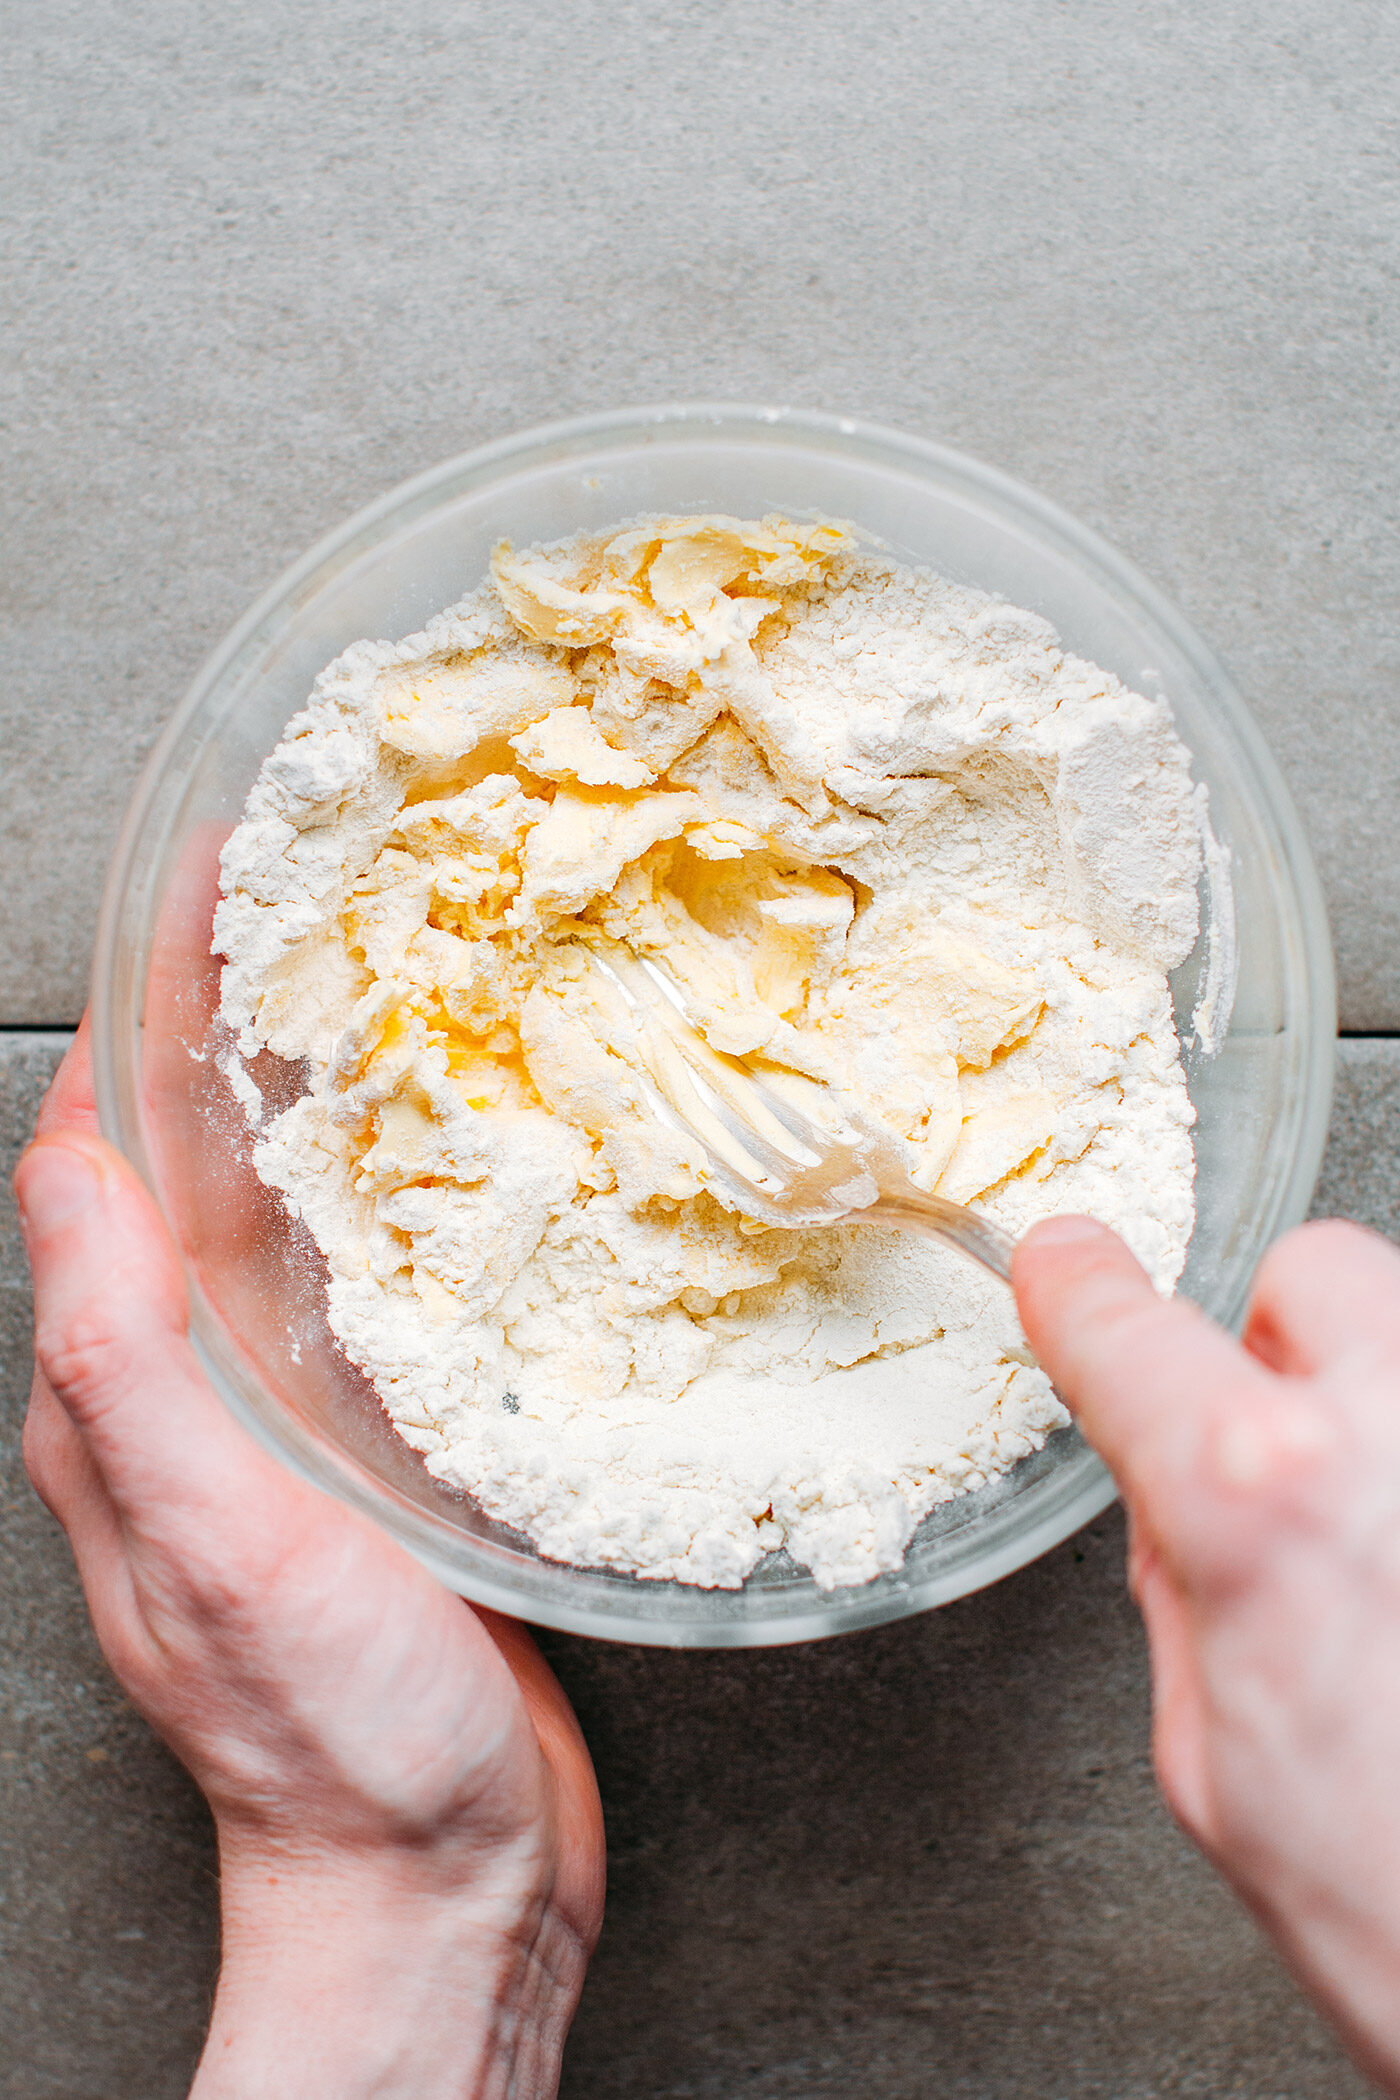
214 514 1201 1591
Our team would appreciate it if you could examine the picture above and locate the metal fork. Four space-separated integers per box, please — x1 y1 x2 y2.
583 945 1016 1284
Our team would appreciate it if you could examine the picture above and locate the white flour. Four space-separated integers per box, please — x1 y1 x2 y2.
215 515 1202 1590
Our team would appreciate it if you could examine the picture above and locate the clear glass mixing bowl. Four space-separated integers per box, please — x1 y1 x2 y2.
92 405 1336 1647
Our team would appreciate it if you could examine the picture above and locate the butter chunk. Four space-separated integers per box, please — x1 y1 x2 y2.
830 927 1043 1072
376 651 571 760
517 787 703 917
510 705 656 789
936 1089 1060 1205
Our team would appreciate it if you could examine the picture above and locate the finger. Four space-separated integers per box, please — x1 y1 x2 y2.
32 1014 100 1141
143 818 242 1216
1013 1216 1273 1494
478 1610 606 1946
23 1368 112 1533
1243 1218 1400 1378
147 817 234 1050
1013 1217 1346 1591
16 1132 274 1516
22 1368 149 1672
1131 1540 1216 1853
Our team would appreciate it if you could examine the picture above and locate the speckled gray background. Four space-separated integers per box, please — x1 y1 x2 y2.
4 0 1398 2091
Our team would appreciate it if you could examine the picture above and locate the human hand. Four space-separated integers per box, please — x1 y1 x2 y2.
1015 1213 1400 2095
17 1021 605 2100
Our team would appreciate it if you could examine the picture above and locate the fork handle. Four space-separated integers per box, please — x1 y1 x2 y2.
858 1189 1017 1284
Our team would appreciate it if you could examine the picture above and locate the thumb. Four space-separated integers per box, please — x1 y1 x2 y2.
1012 1215 1305 1585
478 1610 606 1952
15 1133 261 1511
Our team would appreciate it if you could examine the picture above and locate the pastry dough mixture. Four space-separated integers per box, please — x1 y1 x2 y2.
215 514 1201 1589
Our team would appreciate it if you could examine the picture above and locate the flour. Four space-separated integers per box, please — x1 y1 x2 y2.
214 514 1202 1591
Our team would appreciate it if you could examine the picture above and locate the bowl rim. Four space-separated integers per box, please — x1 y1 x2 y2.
91 400 1337 1646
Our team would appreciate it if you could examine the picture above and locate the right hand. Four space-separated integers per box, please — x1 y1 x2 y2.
1015 1212 1400 2095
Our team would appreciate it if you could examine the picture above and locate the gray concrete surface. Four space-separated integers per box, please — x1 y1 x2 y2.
8 4 1400 2091
2 1033 1393 2097
4 0 1400 1028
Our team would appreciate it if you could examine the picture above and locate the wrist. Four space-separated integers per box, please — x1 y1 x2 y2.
193 1826 587 2100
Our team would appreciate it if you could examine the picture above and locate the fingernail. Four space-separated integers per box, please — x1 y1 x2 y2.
15 1143 102 1236
1027 1214 1105 1246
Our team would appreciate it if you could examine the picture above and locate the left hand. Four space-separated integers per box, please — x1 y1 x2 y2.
18 1018 605 2100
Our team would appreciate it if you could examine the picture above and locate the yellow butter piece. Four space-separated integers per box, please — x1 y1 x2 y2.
510 705 655 789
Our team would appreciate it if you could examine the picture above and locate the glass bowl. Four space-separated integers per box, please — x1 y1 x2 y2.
92 405 1336 1648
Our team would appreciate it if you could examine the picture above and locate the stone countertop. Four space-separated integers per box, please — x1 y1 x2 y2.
5 1 1400 2092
